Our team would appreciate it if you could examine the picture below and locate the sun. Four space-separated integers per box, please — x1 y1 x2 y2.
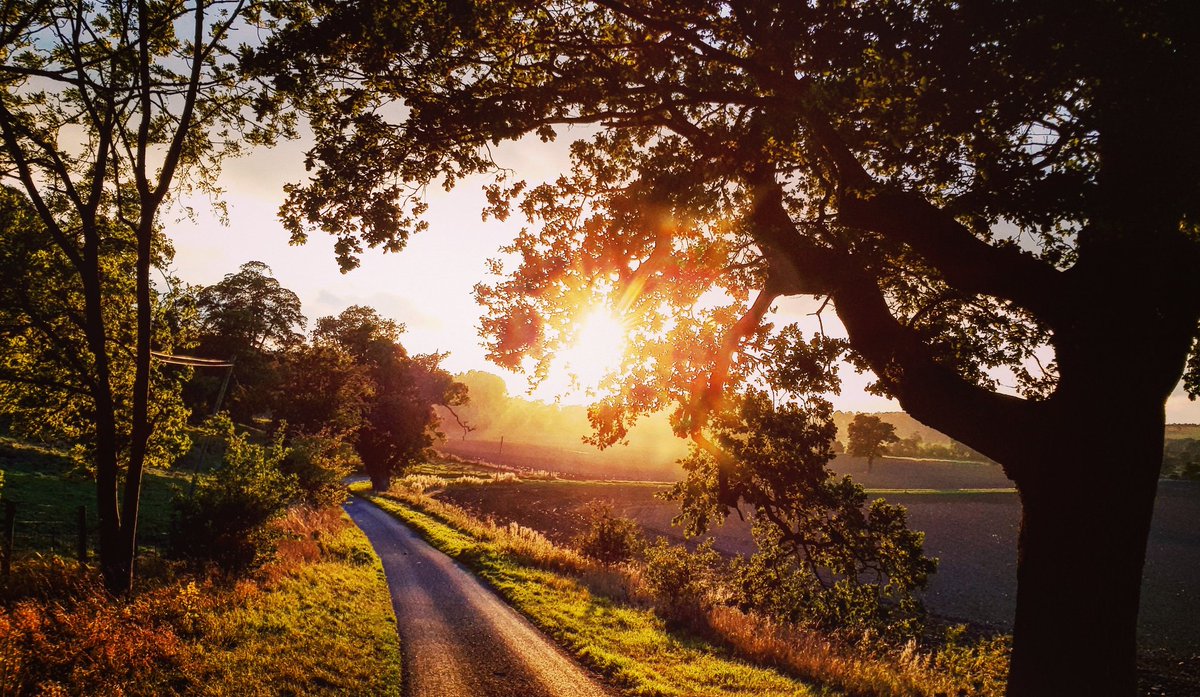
552 307 629 397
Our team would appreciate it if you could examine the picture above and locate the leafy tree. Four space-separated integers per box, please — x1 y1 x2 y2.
846 414 900 470
672 390 934 635
170 414 298 573
0 188 192 476
0 0 292 593
191 261 306 421
257 1 1200 692
308 306 467 490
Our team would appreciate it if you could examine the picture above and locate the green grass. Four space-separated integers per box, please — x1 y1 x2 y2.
192 515 403 697
355 483 831 697
0 436 189 553
0 437 403 696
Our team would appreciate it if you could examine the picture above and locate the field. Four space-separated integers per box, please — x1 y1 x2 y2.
430 452 1200 653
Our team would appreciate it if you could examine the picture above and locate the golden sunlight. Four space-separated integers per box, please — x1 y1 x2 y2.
551 307 629 397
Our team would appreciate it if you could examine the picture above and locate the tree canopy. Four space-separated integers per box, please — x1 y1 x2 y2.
255 1 1200 692
846 414 899 467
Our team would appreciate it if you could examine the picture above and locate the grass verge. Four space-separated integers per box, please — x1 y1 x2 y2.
189 507 402 696
353 482 827 697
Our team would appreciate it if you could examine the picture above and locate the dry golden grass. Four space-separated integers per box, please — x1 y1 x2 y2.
365 477 1009 697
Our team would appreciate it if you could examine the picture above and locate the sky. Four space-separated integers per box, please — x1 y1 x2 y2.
169 133 1200 423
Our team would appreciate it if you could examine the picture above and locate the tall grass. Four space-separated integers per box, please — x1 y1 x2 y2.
361 477 1008 697
0 508 402 697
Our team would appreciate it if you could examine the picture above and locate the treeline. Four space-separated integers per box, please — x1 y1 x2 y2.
182 261 465 491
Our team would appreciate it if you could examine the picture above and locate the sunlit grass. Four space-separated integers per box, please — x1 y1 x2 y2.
0 440 402 696
354 482 824 697
192 511 402 696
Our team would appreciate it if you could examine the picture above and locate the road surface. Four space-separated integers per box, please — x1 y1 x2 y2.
344 497 613 697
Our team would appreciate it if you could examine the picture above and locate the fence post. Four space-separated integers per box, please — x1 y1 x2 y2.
77 505 87 562
2 501 14 575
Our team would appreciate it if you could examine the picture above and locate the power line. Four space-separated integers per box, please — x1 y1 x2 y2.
149 351 234 368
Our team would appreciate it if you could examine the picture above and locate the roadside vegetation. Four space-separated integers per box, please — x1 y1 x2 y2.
0 437 401 696
357 471 1009 697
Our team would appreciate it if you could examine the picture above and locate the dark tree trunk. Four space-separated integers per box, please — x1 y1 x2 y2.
370 471 392 492
1003 395 1165 696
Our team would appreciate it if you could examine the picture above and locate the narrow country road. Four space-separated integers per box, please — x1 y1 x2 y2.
344 497 614 697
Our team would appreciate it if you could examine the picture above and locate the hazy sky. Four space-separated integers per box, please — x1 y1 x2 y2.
169 135 1200 422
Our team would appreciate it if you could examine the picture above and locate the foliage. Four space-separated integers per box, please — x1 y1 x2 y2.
1162 439 1200 480
848 415 901 466
0 514 403 697
0 560 195 697
887 434 990 463
279 432 358 508
0 188 193 475
309 306 467 490
641 538 727 631
189 261 307 422
170 416 298 573
571 501 643 565
671 391 936 636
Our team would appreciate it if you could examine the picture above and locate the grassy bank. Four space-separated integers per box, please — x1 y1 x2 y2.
0 441 402 696
355 482 824 697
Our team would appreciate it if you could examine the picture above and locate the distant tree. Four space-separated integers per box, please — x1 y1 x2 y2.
449 370 512 437
192 261 306 420
0 0 293 594
309 306 466 490
847 415 900 470
257 2 1200 691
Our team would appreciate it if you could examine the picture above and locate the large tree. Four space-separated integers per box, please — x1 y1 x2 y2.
255 1 1200 693
0 0 292 593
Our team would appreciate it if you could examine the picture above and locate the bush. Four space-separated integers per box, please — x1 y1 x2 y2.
642 538 726 631
572 501 643 565
279 432 357 508
170 416 298 573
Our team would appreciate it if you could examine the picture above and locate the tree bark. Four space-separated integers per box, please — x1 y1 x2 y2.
1002 397 1164 696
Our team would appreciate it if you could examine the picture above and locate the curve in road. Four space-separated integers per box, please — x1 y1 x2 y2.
345 497 614 697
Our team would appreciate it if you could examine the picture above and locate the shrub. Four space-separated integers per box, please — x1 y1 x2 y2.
279 432 358 508
170 416 298 573
0 560 195 696
642 538 726 631
572 501 643 565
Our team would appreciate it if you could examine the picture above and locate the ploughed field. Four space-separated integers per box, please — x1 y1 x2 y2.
432 453 1200 652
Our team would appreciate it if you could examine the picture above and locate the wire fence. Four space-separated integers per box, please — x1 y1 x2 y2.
0 500 89 573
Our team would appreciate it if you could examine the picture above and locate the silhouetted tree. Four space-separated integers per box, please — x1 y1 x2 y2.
847 414 900 470
255 2 1200 691
192 261 306 420
308 306 466 490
